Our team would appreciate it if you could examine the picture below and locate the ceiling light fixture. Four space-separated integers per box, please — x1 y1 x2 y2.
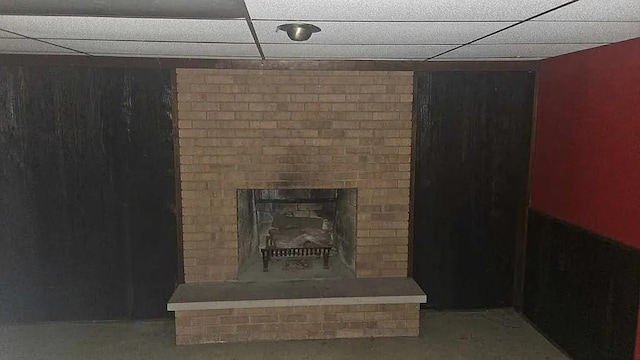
277 23 321 41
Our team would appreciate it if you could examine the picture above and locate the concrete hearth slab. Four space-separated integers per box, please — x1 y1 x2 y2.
167 278 426 311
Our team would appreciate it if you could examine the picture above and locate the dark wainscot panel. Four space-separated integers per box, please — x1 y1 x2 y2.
524 210 640 360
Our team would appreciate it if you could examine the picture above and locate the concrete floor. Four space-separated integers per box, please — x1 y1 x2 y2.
0 309 568 360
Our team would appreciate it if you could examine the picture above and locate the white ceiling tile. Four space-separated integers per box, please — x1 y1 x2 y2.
538 0 640 21
0 30 20 38
245 0 572 21
0 16 254 43
477 21 640 44
0 38 76 54
435 43 607 59
254 21 515 45
261 44 452 60
46 40 261 58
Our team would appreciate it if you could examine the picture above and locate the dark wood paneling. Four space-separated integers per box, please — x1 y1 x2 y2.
0 55 538 72
524 210 640 360
412 71 534 309
170 69 185 285
512 72 540 312
0 66 178 322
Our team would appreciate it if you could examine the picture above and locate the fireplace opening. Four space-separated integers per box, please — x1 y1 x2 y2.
237 188 356 281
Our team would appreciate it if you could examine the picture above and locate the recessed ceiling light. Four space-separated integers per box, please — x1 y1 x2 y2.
277 23 321 41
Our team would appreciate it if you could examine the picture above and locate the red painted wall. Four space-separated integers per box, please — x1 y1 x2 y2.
530 38 640 360
531 38 640 248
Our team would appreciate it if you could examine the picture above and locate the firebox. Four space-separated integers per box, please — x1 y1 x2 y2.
237 188 356 281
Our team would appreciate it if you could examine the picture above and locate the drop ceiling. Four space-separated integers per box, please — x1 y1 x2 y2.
0 0 638 61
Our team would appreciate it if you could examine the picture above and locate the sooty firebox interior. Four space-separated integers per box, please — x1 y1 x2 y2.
237 188 356 281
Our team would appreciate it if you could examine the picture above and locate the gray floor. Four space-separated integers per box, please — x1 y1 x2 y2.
0 309 568 360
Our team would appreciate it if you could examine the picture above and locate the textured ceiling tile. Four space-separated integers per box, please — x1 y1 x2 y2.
0 38 76 54
538 0 640 21
245 0 572 21
478 21 640 44
435 43 607 59
0 30 21 38
0 16 254 43
254 21 515 45
46 40 261 58
261 44 452 59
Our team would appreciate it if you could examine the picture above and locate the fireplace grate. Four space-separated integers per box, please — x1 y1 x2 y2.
261 235 331 272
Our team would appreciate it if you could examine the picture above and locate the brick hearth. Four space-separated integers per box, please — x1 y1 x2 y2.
175 304 419 344
168 278 426 344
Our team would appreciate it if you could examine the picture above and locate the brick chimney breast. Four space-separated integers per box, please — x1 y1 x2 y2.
176 69 413 283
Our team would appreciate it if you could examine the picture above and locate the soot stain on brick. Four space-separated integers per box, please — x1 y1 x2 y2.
276 147 305 187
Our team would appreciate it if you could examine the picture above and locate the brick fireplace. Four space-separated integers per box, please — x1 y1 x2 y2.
177 69 413 282
169 68 425 344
